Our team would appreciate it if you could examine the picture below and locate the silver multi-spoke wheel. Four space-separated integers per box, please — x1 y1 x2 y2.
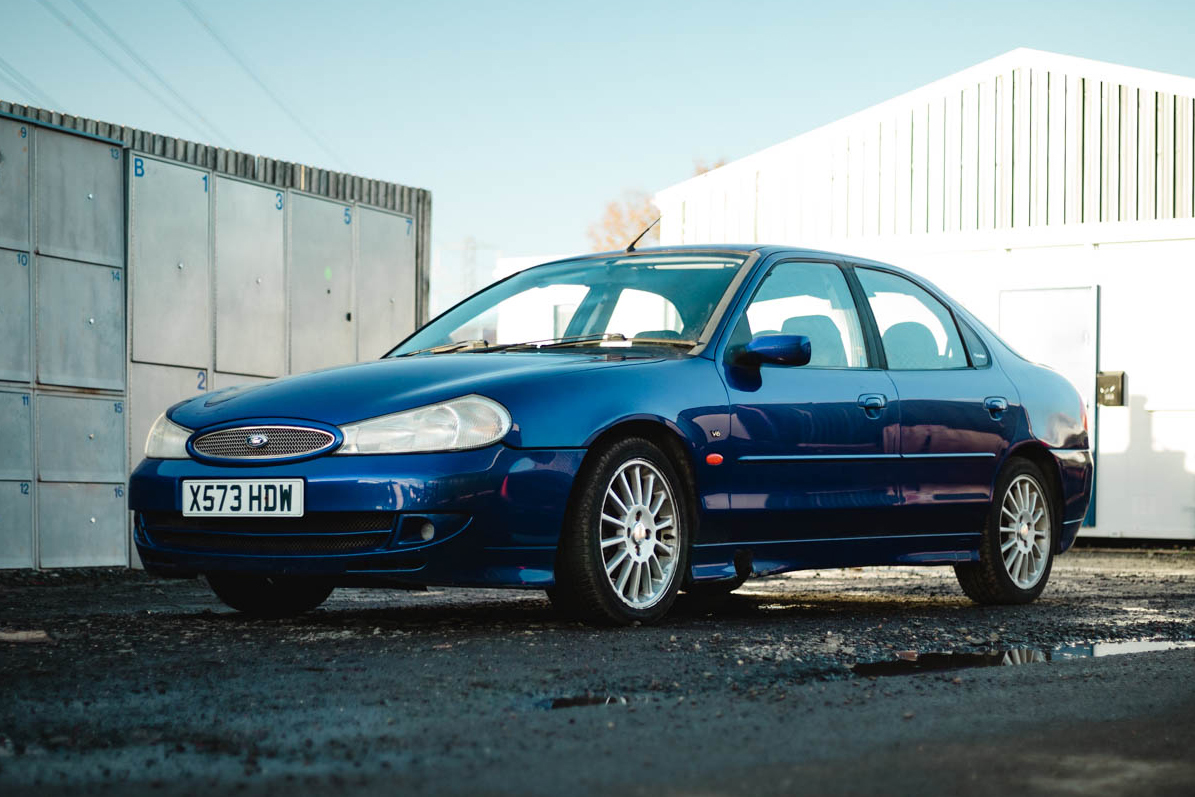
599 459 679 609
999 474 1051 589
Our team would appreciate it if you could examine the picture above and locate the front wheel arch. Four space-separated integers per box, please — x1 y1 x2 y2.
566 419 701 543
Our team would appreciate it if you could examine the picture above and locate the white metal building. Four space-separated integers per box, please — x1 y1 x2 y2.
655 49 1195 540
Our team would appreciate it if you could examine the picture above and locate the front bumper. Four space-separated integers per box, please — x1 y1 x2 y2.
129 444 586 587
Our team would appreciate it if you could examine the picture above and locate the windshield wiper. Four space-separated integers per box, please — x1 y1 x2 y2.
399 333 699 357
397 339 490 357
477 333 627 351
487 333 699 352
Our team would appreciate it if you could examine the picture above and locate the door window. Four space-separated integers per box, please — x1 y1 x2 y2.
738 262 868 367
856 269 966 370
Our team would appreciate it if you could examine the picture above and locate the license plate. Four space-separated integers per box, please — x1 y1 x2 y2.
181 479 304 517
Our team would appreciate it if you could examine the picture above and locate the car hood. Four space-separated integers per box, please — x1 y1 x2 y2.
168 352 661 430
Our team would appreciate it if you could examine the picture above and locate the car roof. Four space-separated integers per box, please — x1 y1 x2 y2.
533 244 948 307
539 244 916 274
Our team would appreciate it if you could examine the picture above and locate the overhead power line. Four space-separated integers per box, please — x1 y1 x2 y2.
174 0 349 171
33 0 219 142
0 52 62 109
65 0 234 146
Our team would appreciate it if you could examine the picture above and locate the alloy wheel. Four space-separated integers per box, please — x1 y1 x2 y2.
999 474 1051 589
599 458 679 609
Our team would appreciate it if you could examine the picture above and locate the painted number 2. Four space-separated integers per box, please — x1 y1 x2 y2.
196 371 207 391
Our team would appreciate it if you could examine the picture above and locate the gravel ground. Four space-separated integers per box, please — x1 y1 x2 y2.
1 547 1193 795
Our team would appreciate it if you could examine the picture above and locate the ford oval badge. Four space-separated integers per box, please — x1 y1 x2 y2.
246 434 269 449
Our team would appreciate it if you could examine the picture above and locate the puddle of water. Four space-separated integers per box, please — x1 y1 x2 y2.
541 695 629 710
852 639 1195 678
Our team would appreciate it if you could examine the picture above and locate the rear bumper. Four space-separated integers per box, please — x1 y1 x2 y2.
1049 448 1093 552
129 445 586 587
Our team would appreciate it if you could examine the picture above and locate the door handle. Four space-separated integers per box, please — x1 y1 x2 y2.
858 393 887 418
984 396 1008 417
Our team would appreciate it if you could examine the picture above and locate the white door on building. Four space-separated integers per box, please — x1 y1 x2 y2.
997 286 1099 524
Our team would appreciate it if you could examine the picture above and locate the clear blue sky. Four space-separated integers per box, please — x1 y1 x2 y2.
4 0 1195 258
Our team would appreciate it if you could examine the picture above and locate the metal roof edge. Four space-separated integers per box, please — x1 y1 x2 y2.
656 48 1195 203
0 99 431 210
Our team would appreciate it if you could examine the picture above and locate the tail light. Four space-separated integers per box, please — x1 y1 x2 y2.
1081 401 1089 434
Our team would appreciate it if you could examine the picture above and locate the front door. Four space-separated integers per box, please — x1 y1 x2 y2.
854 266 1018 535
719 260 901 554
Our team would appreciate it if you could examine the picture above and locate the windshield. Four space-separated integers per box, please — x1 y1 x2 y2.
390 253 748 356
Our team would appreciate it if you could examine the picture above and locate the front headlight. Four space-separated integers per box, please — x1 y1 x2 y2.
337 395 512 455
144 412 192 459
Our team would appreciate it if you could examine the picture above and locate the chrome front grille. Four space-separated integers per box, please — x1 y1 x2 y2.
192 425 336 460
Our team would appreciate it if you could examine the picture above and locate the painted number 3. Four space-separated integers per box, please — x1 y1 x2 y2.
276 192 284 210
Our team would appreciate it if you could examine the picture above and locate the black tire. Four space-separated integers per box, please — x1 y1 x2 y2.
553 437 691 626
955 459 1056 605
205 574 334 618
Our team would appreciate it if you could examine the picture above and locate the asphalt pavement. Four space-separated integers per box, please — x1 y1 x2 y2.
1 547 1193 796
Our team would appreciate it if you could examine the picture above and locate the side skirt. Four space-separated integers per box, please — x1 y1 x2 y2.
689 533 982 582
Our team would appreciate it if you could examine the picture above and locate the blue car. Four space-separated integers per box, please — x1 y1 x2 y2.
130 245 1092 625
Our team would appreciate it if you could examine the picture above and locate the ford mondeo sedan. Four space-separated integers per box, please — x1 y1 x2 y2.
130 246 1092 625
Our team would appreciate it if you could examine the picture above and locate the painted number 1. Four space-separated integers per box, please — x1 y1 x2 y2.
202 175 208 193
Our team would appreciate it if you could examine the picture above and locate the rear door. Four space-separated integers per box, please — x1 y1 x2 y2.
852 266 1018 535
719 259 901 548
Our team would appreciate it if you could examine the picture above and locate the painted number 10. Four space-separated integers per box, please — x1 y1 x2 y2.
16 252 28 267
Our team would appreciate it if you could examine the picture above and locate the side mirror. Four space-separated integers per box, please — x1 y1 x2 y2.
738 334 811 367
